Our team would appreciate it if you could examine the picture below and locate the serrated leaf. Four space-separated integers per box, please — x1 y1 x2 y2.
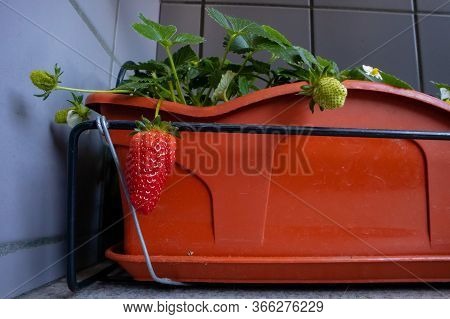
171 33 204 45
228 34 253 54
339 68 362 81
253 37 286 58
206 7 264 36
432 81 450 100
378 71 413 89
293 47 316 69
132 23 172 43
212 71 236 103
238 76 250 95
316 56 339 76
167 45 199 68
250 59 270 74
136 13 177 41
261 25 292 46
125 60 171 74
432 81 450 91
350 67 413 90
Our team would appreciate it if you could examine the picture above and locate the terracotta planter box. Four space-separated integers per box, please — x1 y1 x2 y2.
86 80 450 283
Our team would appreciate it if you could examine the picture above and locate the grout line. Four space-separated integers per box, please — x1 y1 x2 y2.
161 1 450 16
109 0 121 88
199 0 206 57
0 236 65 257
68 0 121 66
309 0 315 54
412 0 425 92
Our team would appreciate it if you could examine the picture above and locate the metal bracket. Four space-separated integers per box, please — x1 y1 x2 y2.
67 120 450 291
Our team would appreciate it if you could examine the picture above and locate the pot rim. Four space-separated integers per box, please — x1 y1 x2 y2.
86 80 450 118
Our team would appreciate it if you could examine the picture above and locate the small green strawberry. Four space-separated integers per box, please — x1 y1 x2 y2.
54 107 74 124
53 94 90 127
312 77 347 110
30 64 63 100
296 56 348 112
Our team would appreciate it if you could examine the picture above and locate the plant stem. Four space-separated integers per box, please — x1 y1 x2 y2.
220 34 237 68
168 81 177 103
236 52 254 77
154 99 162 119
56 86 130 94
164 46 187 105
155 84 173 98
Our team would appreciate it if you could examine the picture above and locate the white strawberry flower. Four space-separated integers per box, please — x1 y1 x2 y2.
363 65 383 80
66 110 83 128
440 87 450 101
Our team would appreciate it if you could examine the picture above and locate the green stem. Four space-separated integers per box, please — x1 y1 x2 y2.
155 84 173 98
220 34 237 68
56 86 129 94
154 99 162 119
235 52 254 77
168 81 177 103
164 46 187 105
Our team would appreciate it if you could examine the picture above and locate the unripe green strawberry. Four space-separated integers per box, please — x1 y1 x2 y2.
313 77 347 110
30 70 57 91
54 108 73 124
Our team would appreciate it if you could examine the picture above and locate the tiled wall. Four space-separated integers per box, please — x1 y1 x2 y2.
0 0 159 298
159 0 450 95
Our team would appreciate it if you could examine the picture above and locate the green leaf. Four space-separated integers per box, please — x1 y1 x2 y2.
349 67 413 90
132 23 176 45
238 76 250 95
261 25 292 46
253 37 286 59
432 81 450 91
124 60 171 74
206 7 265 36
167 45 199 68
133 13 179 47
294 47 317 68
309 99 316 113
378 71 413 89
171 33 204 46
135 13 177 42
212 71 236 103
316 56 339 75
228 34 253 54
250 59 270 75
432 82 450 100
339 68 364 81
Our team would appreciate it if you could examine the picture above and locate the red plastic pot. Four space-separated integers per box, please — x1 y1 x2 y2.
86 80 450 283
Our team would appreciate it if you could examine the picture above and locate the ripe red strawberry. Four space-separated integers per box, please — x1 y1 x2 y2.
125 116 178 215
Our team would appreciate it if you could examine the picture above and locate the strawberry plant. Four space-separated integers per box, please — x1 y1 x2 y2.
30 8 419 124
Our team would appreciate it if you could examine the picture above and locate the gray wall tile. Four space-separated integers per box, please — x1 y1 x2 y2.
0 242 65 298
417 14 450 94
314 9 419 89
157 3 202 59
314 0 413 11
163 0 200 2
0 0 156 296
161 0 198 3
203 5 310 60
111 0 160 87
205 0 310 6
0 0 114 244
417 0 450 14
